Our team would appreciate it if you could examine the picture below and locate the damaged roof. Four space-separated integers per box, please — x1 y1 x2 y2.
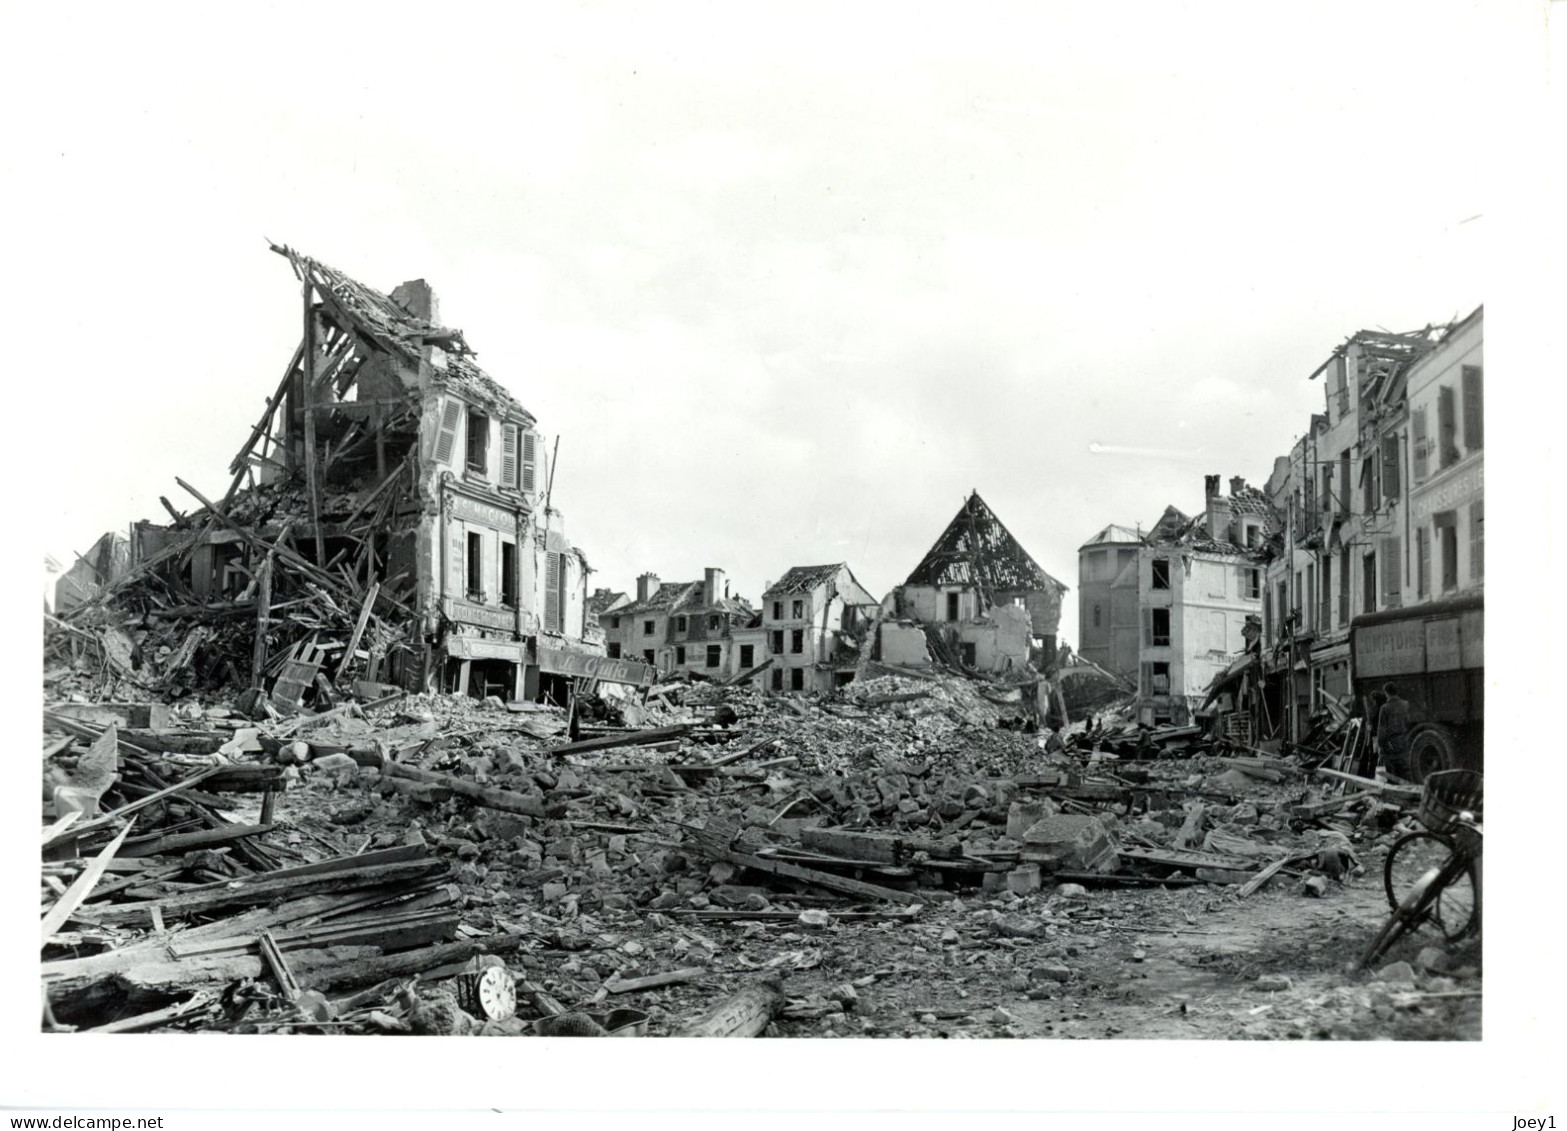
904 492 1067 595
615 581 753 619
587 591 628 618
1079 523 1143 550
272 244 534 424
764 564 846 596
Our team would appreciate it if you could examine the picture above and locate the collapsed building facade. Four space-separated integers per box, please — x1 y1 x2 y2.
49 246 654 708
760 564 880 693
884 492 1067 677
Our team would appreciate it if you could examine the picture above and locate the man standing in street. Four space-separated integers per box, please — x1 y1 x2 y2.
1378 683 1413 780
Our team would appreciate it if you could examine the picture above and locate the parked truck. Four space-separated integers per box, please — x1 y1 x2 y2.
1349 592 1483 778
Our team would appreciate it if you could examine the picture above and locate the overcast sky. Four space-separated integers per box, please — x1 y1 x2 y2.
14 1 1523 648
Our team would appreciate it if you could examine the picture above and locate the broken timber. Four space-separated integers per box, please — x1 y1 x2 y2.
688 819 922 905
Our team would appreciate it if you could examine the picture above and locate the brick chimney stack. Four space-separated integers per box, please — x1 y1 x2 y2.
636 573 661 603
704 568 726 608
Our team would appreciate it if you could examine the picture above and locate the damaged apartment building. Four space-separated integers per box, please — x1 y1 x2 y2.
884 492 1067 675
1077 477 1270 731
761 564 880 693
60 245 653 707
1258 309 1483 772
600 571 760 680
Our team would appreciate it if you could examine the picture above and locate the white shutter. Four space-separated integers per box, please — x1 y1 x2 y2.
501 423 519 489
521 432 537 492
433 399 463 465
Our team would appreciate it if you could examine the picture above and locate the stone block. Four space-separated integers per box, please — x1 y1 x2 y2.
1019 814 1120 874
1006 864 1042 895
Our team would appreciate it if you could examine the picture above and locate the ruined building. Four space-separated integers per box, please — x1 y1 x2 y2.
760 564 880 693
600 570 759 680
887 492 1067 673
64 245 655 705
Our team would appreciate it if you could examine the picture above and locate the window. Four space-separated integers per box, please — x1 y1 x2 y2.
1435 511 1459 592
1411 408 1430 483
643 620 655 635
1276 581 1288 638
1470 500 1484 580
676 645 686 665
1242 568 1261 600
791 599 804 619
790 667 805 691
739 644 754 668
1151 559 1170 590
465 532 483 601
465 410 489 474
790 629 804 654
1293 571 1302 620
706 645 721 668
772 601 782 620
1462 365 1483 452
708 615 721 631
1092 604 1102 628
772 668 784 691
1151 661 1170 693
643 649 655 665
1362 553 1377 615
1305 564 1316 631
1321 466 1334 518
611 616 620 629
607 642 621 659
1438 386 1460 469
960 642 977 667
946 592 960 621
1245 523 1262 549
1147 607 1170 647
1361 448 1379 513
1415 528 1430 598
770 630 784 653
675 616 687 633
500 539 517 608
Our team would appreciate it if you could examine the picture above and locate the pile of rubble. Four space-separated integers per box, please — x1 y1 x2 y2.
40 668 1469 1038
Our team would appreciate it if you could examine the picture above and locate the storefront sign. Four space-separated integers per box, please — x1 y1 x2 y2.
444 598 518 632
1411 463 1483 524
535 643 655 687
1353 618 1426 678
449 493 518 530
447 635 526 661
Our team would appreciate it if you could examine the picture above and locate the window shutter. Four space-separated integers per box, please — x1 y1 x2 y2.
521 432 537 492
1142 608 1151 647
501 423 519 489
1416 529 1430 597
1462 366 1483 451
1140 662 1154 696
1470 500 1484 579
1411 409 1428 482
544 550 561 632
1381 537 1400 602
433 399 463 465
1382 434 1400 500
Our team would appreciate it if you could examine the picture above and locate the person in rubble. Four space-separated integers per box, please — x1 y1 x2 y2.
1377 683 1413 780
1357 688 1388 778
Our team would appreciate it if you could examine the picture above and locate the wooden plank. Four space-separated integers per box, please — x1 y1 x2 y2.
1237 850 1318 898
251 553 273 688
1117 846 1259 873
722 847 922 905
81 858 450 927
721 656 774 687
676 981 783 1037
548 725 692 758
41 767 221 851
40 819 137 944
83 991 217 1034
334 581 380 684
120 822 275 858
603 967 705 994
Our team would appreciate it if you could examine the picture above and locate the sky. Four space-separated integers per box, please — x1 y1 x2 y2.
11 1 1519 650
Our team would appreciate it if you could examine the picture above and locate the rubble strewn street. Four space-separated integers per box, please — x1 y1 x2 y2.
39 659 1481 1039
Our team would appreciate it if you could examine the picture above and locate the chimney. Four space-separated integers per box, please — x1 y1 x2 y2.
390 279 440 325
636 572 660 603
1230 476 1247 496
1205 474 1220 498
704 567 726 608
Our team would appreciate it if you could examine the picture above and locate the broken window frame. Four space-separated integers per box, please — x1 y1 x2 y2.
643 620 655 636
770 629 784 654
790 628 804 654
676 645 687 665
1150 559 1171 591
946 592 961 621
791 599 804 619
675 615 688 634
739 643 755 669
1241 567 1261 601
465 409 490 475
607 642 621 659
790 667 805 691
706 644 721 668
1147 607 1171 647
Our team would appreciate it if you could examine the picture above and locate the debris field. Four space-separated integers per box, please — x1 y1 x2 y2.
40 665 1481 1039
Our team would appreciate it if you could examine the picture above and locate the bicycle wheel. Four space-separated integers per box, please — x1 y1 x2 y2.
1384 832 1479 942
